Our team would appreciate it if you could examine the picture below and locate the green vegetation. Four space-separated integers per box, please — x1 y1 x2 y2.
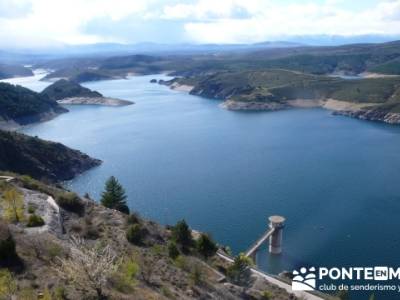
0 222 19 268
112 257 139 292
56 192 84 213
171 219 193 252
0 130 101 182
41 79 102 101
196 233 217 259
100 176 130 214
168 241 180 259
175 68 400 115
1 187 25 223
0 82 66 123
0 269 16 298
126 212 140 225
261 291 273 300
26 214 45 227
126 224 146 245
227 253 254 286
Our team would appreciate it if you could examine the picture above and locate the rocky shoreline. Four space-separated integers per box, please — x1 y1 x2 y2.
57 96 134 106
220 100 287 111
332 109 400 124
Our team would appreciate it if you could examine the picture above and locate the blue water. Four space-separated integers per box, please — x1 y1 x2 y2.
17 74 400 299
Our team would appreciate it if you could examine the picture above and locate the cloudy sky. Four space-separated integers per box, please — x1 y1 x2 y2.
0 0 398 48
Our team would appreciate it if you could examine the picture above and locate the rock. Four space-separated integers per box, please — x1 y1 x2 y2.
150 79 157 83
221 100 287 111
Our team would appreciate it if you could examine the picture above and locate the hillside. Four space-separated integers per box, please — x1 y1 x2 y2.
0 130 101 182
163 69 400 123
0 83 68 129
0 64 33 79
0 175 316 300
41 79 102 100
41 79 134 106
38 40 400 82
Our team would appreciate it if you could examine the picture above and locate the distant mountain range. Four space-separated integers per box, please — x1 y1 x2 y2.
1 34 399 62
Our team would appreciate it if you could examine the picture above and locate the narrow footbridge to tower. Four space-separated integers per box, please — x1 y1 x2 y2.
245 227 275 258
245 215 286 262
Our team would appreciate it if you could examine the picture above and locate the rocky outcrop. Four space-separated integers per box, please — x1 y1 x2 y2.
57 97 133 106
221 100 287 111
332 109 400 124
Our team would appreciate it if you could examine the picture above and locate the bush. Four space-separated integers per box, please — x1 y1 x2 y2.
27 204 36 214
126 224 146 245
0 269 16 299
168 241 179 259
112 257 139 292
171 219 193 252
261 291 273 300
126 213 140 225
196 233 217 259
56 192 84 213
226 253 254 286
0 234 19 268
27 214 45 227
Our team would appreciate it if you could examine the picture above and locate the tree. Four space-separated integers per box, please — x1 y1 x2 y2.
1 188 25 223
171 219 193 252
100 176 129 214
54 236 119 299
196 233 217 259
226 253 254 286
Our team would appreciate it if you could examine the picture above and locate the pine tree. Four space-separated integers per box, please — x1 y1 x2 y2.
172 219 193 252
196 233 217 258
100 176 129 214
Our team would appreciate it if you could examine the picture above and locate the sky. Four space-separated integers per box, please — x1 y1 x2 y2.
0 0 399 48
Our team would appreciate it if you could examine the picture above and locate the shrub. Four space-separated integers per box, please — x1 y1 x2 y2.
168 241 179 259
126 212 140 225
27 214 45 227
126 224 146 245
190 264 203 286
196 233 217 259
112 257 139 292
171 219 193 252
56 192 84 213
174 255 188 271
0 228 19 267
226 253 254 286
261 291 273 300
0 269 16 299
27 204 36 214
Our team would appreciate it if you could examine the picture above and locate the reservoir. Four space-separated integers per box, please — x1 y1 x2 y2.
6 73 400 299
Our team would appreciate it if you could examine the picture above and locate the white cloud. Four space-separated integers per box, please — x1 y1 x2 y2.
179 0 399 43
0 0 398 47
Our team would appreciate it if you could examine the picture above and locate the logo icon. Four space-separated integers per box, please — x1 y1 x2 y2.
292 267 316 291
